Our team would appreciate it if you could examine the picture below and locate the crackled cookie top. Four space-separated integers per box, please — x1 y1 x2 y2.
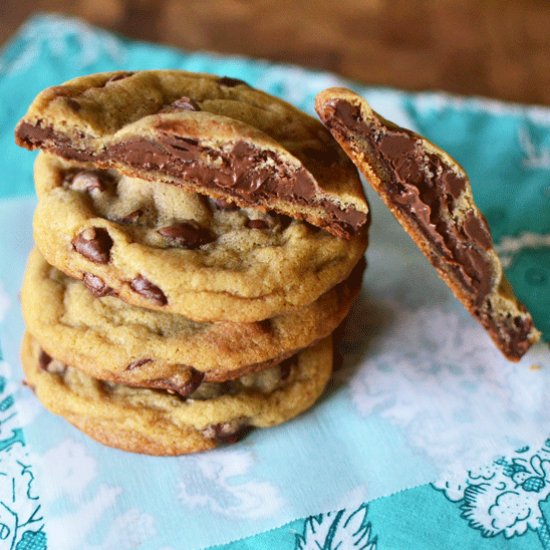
315 86 539 360
33 153 368 321
16 70 369 238
22 248 363 390
22 333 333 455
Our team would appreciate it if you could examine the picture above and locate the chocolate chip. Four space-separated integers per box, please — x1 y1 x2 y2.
212 198 238 211
170 96 200 111
83 273 115 297
38 351 66 375
130 275 167 305
170 368 205 398
118 209 142 224
279 358 295 380
246 219 269 230
66 98 81 112
157 222 214 249
218 76 249 87
278 215 293 230
257 319 272 333
69 171 106 194
38 350 52 371
202 422 251 444
72 228 113 264
126 358 153 371
106 72 134 84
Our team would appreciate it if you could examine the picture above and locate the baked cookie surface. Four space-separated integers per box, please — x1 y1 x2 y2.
22 333 333 455
16 70 369 238
22 248 362 390
315 87 539 360
33 153 368 321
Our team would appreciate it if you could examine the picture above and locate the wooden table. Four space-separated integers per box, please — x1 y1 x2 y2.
2 0 549 105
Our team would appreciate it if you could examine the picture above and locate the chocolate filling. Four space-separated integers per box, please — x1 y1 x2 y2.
322 99 537 359
15 122 367 239
325 100 494 301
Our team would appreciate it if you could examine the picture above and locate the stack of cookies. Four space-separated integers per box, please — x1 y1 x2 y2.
15 71 369 455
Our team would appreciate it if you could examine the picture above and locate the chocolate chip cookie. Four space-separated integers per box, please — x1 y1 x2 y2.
16 70 369 238
33 152 368 321
22 248 363 392
21 332 333 455
315 87 539 360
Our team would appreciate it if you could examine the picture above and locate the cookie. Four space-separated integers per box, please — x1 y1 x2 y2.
21 332 333 455
315 87 540 360
22 248 363 392
33 152 367 321
15 70 369 239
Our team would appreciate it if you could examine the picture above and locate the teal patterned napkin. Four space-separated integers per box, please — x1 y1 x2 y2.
0 14 549 550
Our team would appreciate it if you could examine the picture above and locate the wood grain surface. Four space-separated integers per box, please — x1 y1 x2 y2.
1 0 549 105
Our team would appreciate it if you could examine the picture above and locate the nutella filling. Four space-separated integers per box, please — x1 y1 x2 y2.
326 100 494 301
16 122 367 238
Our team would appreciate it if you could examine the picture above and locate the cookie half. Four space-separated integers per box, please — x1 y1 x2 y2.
22 333 333 455
315 87 539 360
33 152 368 321
22 248 363 391
15 70 369 238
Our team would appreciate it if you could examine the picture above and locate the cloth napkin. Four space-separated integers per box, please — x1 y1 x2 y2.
0 14 549 550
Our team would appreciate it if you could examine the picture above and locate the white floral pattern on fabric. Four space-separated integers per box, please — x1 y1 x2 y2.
177 448 284 519
295 504 377 550
0 359 45 549
434 440 550 548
